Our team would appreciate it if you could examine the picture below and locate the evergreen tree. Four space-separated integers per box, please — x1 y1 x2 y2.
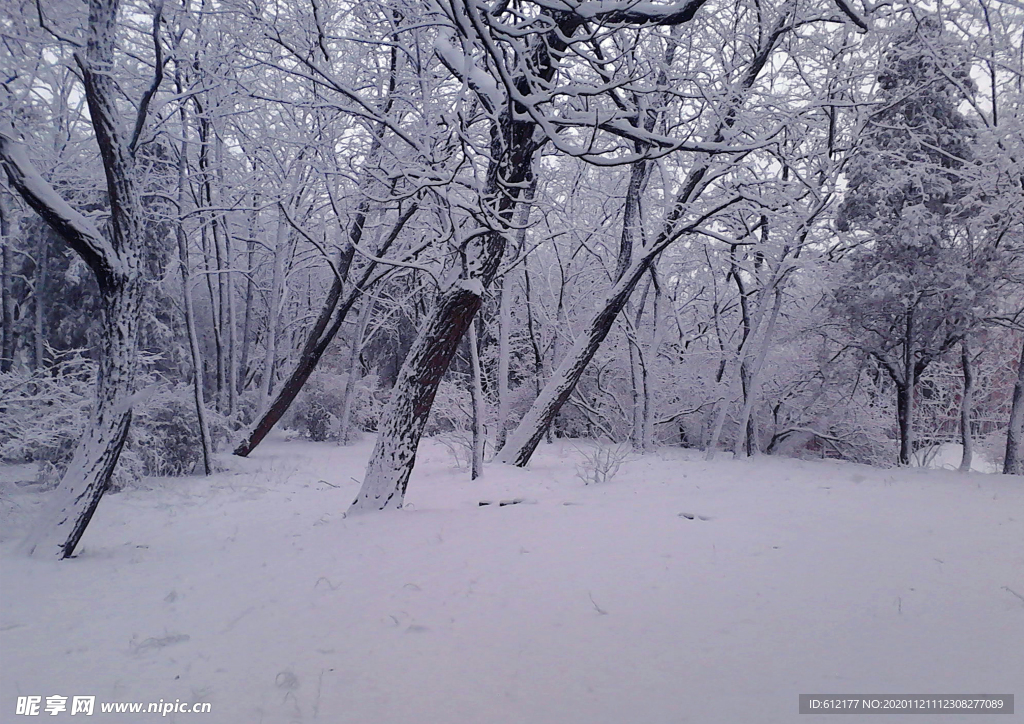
833 15 993 466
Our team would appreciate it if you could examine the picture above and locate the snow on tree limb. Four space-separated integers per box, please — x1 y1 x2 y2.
833 0 869 32
522 0 710 25
0 125 124 288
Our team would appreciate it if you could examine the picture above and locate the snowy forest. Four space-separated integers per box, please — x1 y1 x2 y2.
2 0 1022 556
3 0 1024 721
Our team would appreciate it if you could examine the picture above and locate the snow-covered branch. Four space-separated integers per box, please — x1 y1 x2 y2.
0 126 124 288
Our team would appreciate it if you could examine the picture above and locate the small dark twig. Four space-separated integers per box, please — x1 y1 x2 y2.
1003 586 1024 606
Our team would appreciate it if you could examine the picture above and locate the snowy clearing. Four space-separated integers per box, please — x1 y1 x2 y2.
3 437 1023 723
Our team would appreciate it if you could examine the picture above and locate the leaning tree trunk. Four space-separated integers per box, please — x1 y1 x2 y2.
1004 332 1024 475
1 0 151 558
348 13 556 512
233 202 416 456
349 280 491 510
22 277 142 558
0 143 144 557
497 11 790 468
496 254 656 466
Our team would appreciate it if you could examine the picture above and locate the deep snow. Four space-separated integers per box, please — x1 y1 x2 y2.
2 436 1022 723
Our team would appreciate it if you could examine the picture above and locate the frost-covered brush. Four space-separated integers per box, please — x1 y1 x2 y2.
573 441 633 486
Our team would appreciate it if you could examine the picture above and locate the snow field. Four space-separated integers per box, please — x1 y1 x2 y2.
3 437 1023 723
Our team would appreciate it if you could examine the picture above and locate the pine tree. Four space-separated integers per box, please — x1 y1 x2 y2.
833 15 991 466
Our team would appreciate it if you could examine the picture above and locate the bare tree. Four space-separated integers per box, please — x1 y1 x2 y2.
1 0 162 557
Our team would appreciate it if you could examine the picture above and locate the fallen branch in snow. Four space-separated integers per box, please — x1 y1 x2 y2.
589 592 609 615
1003 586 1024 607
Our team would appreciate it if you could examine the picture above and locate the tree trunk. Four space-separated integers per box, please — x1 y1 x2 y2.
215 134 238 418
339 294 374 445
899 309 916 466
496 254 655 466
468 316 485 479
22 276 142 558
1 0 151 558
349 282 488 511
733 286 784 457
1004 332 1024 475
897 381 914 466
237 195 258 398
495 267 513 450
176 97 213 474
959 339 974 473
33 224 47 370
233 202 415 456
0 192 13 372
260 207 288 405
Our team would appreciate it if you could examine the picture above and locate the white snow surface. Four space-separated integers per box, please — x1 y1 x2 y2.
3 436 1023 723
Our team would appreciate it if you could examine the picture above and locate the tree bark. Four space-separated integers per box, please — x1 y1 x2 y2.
468 316 485 479
176 96 213 475
0 192 13 372
1004 332 1024 475
959 339 974 473
496 253 656 466
899 308 916 466
733 285 784 457
349 281 491 510
339 294 374 445
233 202 416 456
495 266 514 450
1 0 152 558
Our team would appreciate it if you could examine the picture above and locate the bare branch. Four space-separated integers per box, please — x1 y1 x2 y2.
129 1 165 155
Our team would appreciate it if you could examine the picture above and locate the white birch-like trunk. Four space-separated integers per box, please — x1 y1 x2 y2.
261 207 288 405
176 101 213 475
339 296 374 445
495 267 514 449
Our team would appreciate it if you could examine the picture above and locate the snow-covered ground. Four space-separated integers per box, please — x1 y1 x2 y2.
3 436 1023 723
